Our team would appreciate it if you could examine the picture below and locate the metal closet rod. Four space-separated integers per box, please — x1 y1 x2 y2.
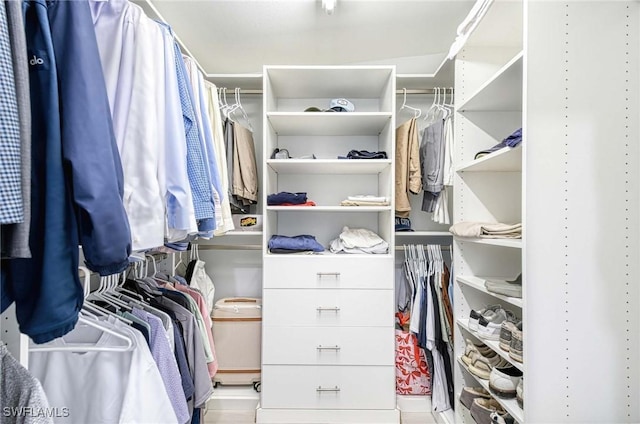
210 88 452 95
197 244 262 251
195 244 450 251
395 245 451 251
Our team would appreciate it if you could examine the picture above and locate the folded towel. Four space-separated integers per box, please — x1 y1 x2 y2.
449 222 522 239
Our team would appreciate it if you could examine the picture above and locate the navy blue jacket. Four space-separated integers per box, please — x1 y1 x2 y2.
1 0 131 344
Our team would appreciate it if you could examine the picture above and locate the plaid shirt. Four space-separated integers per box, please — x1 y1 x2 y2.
0 1 23 225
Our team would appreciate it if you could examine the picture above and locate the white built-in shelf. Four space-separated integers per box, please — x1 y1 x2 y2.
456 144 522 173
266 206 392 212
266 112 392 136
265 66 394 99
206 73 263 91
457 318 524 372
267 159 391 174
265 252 394 259
455 237 522 249
457 275 523 308
457 52 523 112
224 230 263 236
457 356 524 424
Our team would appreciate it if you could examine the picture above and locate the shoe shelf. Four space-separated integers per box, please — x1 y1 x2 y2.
457 356 524 424
266 206 392 212
455 144 522 173
457 318 524 372
456 275 523 309
267 159 392 174
266 112 392 136
457 52 523 113
454 237 522 249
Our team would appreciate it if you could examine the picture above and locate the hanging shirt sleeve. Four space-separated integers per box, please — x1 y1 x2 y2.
47 0 131 275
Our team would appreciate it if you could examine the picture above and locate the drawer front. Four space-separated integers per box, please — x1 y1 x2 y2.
263 255 393 289
261 365 396 410
262 289 394 327
262 326 394 366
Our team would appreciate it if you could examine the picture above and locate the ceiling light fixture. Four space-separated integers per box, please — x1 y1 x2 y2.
322 0 337 15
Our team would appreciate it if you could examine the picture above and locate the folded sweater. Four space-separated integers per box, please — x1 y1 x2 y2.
449 221 522 239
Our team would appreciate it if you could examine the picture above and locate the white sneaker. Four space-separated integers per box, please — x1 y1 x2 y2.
516 376 524 408
489 365 523 398
469 304 501 331
477 309 516 341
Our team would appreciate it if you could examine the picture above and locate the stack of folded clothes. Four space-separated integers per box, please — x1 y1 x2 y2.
340 195 390 206
449 221 522 239
338 150 388 159
329 227 389 254
267 192 316 206
268 234 325 254
474 128 522 159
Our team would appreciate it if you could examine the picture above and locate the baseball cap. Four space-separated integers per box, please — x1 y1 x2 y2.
395 217 414 232
304 98 355 113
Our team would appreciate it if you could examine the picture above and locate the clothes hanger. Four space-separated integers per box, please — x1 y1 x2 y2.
423 87 441 124
399 88 422 119
29 311 134 353
78 267 121 319
234 88 254 132
31 270 135 353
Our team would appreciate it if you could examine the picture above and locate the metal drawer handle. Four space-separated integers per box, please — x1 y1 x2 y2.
316 386 341 393
316 307 340 312
317 272 340 278
317 345 341 351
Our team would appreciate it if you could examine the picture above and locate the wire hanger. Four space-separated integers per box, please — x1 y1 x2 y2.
399 88 422 119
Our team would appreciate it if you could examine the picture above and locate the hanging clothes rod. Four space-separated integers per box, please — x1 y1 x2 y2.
395 245 451 251
207 88 453 95
197 244 262 251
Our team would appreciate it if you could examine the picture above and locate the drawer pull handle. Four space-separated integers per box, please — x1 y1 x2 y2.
316 386 341 393
317 345 341 351
317 272 340 279
316 307 340 312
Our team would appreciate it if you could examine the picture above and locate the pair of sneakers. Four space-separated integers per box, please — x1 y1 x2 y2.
489 365 523 399
462 389 514 424
470 305 518 341
462 339 510 380
499 321 523 363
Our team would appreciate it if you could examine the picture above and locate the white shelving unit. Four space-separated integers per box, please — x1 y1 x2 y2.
453 2 525 422
453 1 639 422
258 66 399 424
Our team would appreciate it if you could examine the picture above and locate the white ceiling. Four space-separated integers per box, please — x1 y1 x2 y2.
144 0 474 76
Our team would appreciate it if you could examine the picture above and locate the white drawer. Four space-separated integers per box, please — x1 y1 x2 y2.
262 289 394 327
263 255 393 289
260 365 396 410
262 326 394 366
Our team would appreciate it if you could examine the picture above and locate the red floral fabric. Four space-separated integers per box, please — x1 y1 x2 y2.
395 329 431 395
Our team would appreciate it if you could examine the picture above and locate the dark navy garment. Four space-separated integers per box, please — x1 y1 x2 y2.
47 0 131 275
1 0 81 344
1 0 131 344
267 192 308 205
268 234 325 252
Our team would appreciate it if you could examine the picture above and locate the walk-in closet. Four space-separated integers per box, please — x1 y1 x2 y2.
1 1 638 423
